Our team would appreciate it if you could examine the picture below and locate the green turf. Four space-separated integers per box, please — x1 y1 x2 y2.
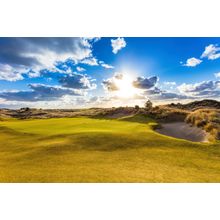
0 115 220 182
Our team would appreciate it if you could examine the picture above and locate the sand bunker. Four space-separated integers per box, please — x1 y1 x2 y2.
156 122 208 142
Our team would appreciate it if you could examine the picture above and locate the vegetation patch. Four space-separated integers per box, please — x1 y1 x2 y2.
185 109 220 141
0 116 220 182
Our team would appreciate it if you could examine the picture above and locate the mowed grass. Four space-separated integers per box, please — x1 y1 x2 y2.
0 115 220 182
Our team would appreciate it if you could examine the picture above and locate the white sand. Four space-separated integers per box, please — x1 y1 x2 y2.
156 122 208 142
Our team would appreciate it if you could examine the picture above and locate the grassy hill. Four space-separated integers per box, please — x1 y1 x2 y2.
0 115 220 182
166 99 220 110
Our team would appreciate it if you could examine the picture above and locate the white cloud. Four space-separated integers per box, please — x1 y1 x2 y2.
0 96 87 109
0 64 24 81
99 61 114 69
164 81 176 86
178 80 220 97
201 44 220 60
183 57 202 67
111 37 126 54
102 73 122 92
59 73 97 90
76 66 86 72
144 87 188 100
81 57 99 66
28 70 41 78
133 76 158 89
101 63 114 69
84 37 101 43
0 83 84 102
0 38 99 81
215 72 220 78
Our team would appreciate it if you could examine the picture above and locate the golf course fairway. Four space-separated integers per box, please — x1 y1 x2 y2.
0 115 220 182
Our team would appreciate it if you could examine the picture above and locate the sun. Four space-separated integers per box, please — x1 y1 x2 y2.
115 75 137 98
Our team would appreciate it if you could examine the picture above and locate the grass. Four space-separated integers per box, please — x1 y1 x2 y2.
0 115 220 182
185 109 220 140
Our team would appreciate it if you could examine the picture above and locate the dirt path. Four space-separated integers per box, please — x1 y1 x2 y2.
156 122 208 142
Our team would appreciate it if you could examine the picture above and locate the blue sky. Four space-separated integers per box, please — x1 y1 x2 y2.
0 37 220 108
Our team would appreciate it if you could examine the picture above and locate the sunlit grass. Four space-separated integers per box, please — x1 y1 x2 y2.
0 116 220 182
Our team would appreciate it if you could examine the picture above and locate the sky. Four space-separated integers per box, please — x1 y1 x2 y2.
0 37 220 109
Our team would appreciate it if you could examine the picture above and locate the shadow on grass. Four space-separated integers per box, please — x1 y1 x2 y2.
91 113 156 124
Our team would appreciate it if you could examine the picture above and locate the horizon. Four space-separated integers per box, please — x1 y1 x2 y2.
1 98 219 110
0 37 220 109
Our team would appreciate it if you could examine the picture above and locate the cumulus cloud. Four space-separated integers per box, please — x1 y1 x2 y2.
85 37 101 43
0 64 25 81
201 44 220 60
102 72 124 91
0 84 83 102
102 79 119 92
59 73 97 90
183 57 202 67
114 72 123 80
178 80 220 97
144 87 188 100
99 61 114 69
111 37 126 54
144 87 162 95
102 80 119 92
132 76 158 89
101 63 114 69
101 73 186 102
0 94 103 109
156 92 188 100
81 57 99 66
0 38 98 81
163 81 177 90
214 72 220 78
73 96 101 107
76 66 86 72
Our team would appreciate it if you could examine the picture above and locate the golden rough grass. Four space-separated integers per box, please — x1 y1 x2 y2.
185 109 220 140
